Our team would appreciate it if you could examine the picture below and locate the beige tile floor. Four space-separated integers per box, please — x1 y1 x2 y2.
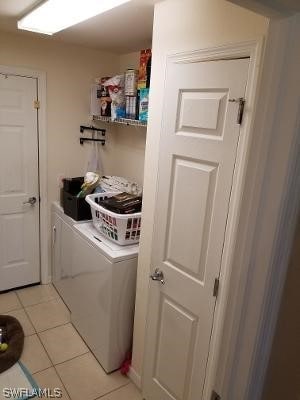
0 284 143 400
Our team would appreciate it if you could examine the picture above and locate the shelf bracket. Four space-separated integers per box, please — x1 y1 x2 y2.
79 137 105 146
80 125 106 136
79 125 106 146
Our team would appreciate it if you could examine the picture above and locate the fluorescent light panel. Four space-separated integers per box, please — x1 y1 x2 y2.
18 0 131 35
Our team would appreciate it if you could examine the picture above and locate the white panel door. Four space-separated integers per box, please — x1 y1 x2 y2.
0 73 40 291
143 58 249 400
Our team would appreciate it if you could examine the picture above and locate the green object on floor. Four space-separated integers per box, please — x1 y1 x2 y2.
0 314 24 373
0 342 8 352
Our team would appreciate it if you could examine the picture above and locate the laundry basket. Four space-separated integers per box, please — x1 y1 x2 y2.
86 192 141 245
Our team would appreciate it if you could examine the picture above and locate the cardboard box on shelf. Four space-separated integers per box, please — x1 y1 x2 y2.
125 69 138 96
138 49 152 90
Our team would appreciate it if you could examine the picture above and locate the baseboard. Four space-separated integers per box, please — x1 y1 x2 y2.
41 274 52 285
128 366 142 389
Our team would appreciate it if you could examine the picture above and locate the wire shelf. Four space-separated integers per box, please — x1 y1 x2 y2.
92 115 147 127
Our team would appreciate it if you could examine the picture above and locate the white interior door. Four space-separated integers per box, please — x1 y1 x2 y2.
0 73 40 291
143 57 249 400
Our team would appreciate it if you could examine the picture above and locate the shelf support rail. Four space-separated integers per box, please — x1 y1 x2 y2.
79 125 106 146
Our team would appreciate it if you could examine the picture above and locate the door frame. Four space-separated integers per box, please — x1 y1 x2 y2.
137 19 300 400
141 39 265 397
175 42 265 399
0 65 48 285
217 15 300 400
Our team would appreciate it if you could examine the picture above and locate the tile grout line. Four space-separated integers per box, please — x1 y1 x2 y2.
14 289 24 307
22 302 38 336
16 295 68 383
34 320 71 335
7 301 56 387
22 295 61 309
22 302 71 335
2 302 36 337
52 351 130 400
24 332 38 338
51 350 92 368
52 359 83 400
34 310 91 400
32 365 53 376
34 324 85 367
3 287 133 400
93 381 132 400
35 326 73 400
52 365 72 400
15 291 65 336
33 365 72 400
1 306 24 314
24 332 53 375
15 284 60 308
14 290 56 308
32 365 54 376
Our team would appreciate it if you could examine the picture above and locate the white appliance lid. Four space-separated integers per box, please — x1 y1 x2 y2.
74 222 139 262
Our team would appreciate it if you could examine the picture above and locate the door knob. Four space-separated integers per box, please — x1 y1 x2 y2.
150 268 165 285
23 196 37 206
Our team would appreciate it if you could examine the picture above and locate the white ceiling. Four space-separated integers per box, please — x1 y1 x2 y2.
0 0 158 54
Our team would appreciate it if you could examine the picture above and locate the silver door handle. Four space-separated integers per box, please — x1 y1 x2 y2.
150 268 165 285
23 196 37 206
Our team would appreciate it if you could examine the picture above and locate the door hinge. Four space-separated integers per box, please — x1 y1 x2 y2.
34 100 40 109
211 390 221 400
213 278 220 298
228 97 245 125
52 225 57 246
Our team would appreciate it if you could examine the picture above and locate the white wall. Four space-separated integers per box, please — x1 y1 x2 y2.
0 30 120 204
131 0 269 382
0 31 120 279
263 215 300 399
0 33 148 281
109 51 146 186
90 50 146 186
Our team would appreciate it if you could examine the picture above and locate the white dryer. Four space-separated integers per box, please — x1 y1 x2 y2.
51 203 138 373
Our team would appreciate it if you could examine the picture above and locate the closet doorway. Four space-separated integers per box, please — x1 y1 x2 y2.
0 72 40 291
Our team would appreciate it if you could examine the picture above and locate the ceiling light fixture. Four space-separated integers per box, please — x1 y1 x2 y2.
17 0 131 35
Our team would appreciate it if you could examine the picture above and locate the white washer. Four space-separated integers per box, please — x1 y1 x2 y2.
51 203 138 373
